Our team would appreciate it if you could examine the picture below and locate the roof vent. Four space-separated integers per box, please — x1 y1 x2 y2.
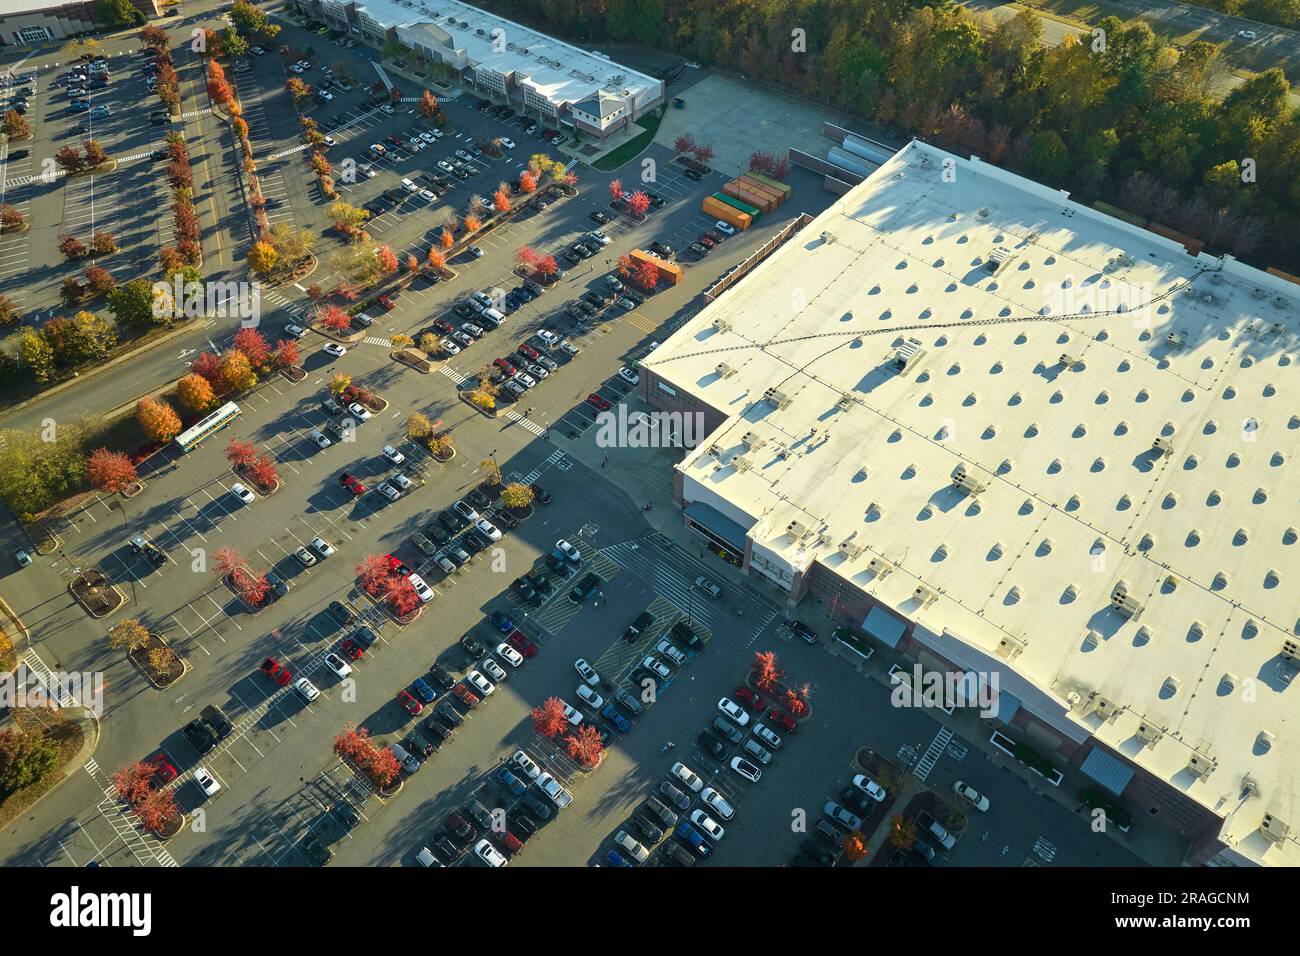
867 557 893 577
1187 752 1217 780
893 337 925 374
1111 584 1145 620
716 362 735 378
997 633 1027 659
1089 693 1122 722
952 466 987 497
713 318 733 332
913 584 938 607
1136 721 1165 747
1261 814 1291 844
731 454 752 473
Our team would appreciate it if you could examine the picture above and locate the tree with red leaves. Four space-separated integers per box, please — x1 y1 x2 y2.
356 554 389 597
518 170 537 193
692 144 714 165
673 134 695 156
385 576 420 617
608 179 624 202
532 697 570 738
190 351 224 389
232 327 271 368
516 245 539 270
406 254 420 273
784 685 809 717
112 762 155 806
246 455 279 490
335 281 360 302
842 830 868 861
213 546 244 579
615 253 636 278
273 338 300 368
333 723 373 764
375 245 398 275
239 573 271 607
632 259 659 292
753 650 782 691
417 89 438 118
86 448 137 493
627 191 651 217
134 788 180 834
369 747 401 788
316 304 351 332
564 723 605 767
225 437 257 468
536 255 558 278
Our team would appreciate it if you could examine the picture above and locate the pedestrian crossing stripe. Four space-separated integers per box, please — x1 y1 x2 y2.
269 143 311 160
362 335 393 346
440 366 469 385
504 410 545 436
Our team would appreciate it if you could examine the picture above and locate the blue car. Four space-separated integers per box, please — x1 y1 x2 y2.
410 677 437 704
675 821 713 858
504 293 522 312
496 766 527 796
600 703 631 734
605 849 632 867
489 610 515 633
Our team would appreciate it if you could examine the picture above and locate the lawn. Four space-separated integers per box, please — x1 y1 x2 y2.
592 111 664 172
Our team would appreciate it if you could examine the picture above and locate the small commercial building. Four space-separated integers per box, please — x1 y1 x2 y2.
0 0 158 45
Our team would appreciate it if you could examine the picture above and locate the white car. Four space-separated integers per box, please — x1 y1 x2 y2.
617 367 639 385
481 657 507 683
851 773 888 802
194 767 221 797
323 135 336 147
555 539 581 563
466 670 495 697
309 429 331 448
702 787 735 820
310 537 335 558
1237 29 1257 39
294 546 317 567
614 829 649 863
536 329 560 347
587 230 610 246
437 160 453 172
380 104 395 114
407 138 424 151
574 658 600 686
670 762 704 793
382 444 405 465
714 220 737 236
230 483 255 504
526 363 549 380
730 756 762 783
474 838 507 867
717 697 750 727
689 809 725 841
655 640 687 666
295 677 321 702
499 136 516 149
441 337 461 354
360 163 377 178
642 656 671 680
576 683 604 709
347 402 372 421
496 643 524 667
324 652 352 678
377 482 400 501
290 63 305 73
513 371 537 389
323 343 347 358
474 518 501 541
408 573 435 602
455 149 472 161
416 846 441 867
752 722 783 750
558 700 583 725
419 131 437 144
536 771 573 808
953 779 990 811
390 473 413 491
285 323 306 338
510 749 542 780
419 188 436 202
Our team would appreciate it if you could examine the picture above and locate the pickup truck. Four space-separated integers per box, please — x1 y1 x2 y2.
259 657 292 685
693 575 721 598
915 810 957 850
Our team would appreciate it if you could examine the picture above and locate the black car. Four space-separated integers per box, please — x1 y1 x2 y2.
649 241 675 258
405 732 435 758
421 716 449 746
689 242 709 257
201 704 233 739
568 572 601 603
575 301 598 317
424 662 454 692
840 785 875 815
445 812 473 842
490 508 518 530
561 249 582 266
350 625 379 650
510 811 538 840
428 524 451 545
467 488 492 509
333 801 361 828
632 814 664 844
9 148 28 160
434 704 463 730
460 632 486 659
440 508 468 532
465 798 495 832
683 168 704 181
434 835 464 861
462 530 489 554
302 836 333 865
646 192 665 208
530 483 551 505
327 600 356 626
526 571 552 596
801 840 835 865
546 553 574 578
183 718 218 755
589 210 610 224
672 620 703 653
520 793 554 821
697 731 726 760
786 619 818 644
511 576 538 602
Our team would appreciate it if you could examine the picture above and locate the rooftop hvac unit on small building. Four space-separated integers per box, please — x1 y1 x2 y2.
996 633 1027 659
986 247 1012 273
786 518 811 540
1136 721 1165 747
1260 813 1291 845
838 540 864 560
1089 693 1122 722
952 466 987 497
1111 585 1145 620
762 387 791 409
867 557 893 577
893 337 925 374
715 362 736 378
1187 752 1217 780
1281 639 1300 665
1152 436 1174 457
913 584 938 607
741 431 766 450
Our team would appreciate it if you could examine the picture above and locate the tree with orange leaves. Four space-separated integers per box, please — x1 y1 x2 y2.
753 650 782 691
532 697 569 738
785 684 810 717
356 554 390 597
842 830 868 861
493 188 511 213
439 228 455 249
463 214 482 233
136 397 181 442
565 724 605 767
518 170 537 193
427 248 446 270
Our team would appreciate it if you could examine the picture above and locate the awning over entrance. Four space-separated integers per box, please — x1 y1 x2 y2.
993 690 1021 723
863 606 907 648
683 502 749 554
1080 747 1136 796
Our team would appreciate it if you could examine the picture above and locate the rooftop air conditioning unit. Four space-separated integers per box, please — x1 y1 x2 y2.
838 391 854 410
952 467 987 497
1152 436 1173 457
1059 353 1077 368
867 557 893 577
1260 814 1291 844
741 432 766 450
716 362 735 378
773 442 790 460
1089 693 1121 722
713 318 732 332
763 387 791 409
820 231 837 244
1166 331 1185 349
706 443 724 460
1111 585 1145 620
893 337 925 375
731 454 752 473
1281 640 1300 665
996 633 1027 659
1187 752 1217 780
913 584 938 607
1136 721 1165 747
838 540 864 560
786 519 810 540
986 247 1011 273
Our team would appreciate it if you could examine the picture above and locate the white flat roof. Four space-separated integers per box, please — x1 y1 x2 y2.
646 140 1300 865
357 0 661 106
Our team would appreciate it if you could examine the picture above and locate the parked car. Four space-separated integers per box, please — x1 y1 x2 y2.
953 780 990 812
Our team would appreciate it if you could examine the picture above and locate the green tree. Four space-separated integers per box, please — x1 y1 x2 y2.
0 728 60 795
68 310 117 364
230 0 279 40
18 332 54 384
0 419 89 522
93 0 144 28
220 27 249 59
1024 130 1071 187
106 278 157 329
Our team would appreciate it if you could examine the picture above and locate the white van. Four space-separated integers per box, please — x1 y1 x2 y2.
480 307 505 328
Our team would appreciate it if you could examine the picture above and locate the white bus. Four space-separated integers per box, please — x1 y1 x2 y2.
174 402 241 453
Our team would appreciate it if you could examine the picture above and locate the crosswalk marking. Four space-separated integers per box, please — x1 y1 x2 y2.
504 410 545 436
603 540 716 630
269 143 311 160
261 287 305 316
439 366 469 385
913 726 954 781
21 649 76 707
362 335 393 346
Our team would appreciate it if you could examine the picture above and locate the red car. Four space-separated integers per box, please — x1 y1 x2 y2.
397 689 423 715
433 319 454 334
260 657 292 686
697 234 717 248
736 686 763 710
767 709 798 734
340 639 364 660
386 134 403 147
586 393 612 412
338 472 365 495
377 294 396 311
148 754 178 786
385 555 411 576
451 682 480 709
493 357 517 376
517 343 540 360
508 629 538 657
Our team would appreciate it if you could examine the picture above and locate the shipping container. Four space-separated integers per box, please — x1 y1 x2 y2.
826 146 877 179
630 249 682 286
737 175 785 206
744 170 791 199
840 136 896 167
722 181 774 214
712 191 761 219
701 195 752 230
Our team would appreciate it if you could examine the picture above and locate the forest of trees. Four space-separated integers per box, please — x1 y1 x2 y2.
505 0 1300 269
